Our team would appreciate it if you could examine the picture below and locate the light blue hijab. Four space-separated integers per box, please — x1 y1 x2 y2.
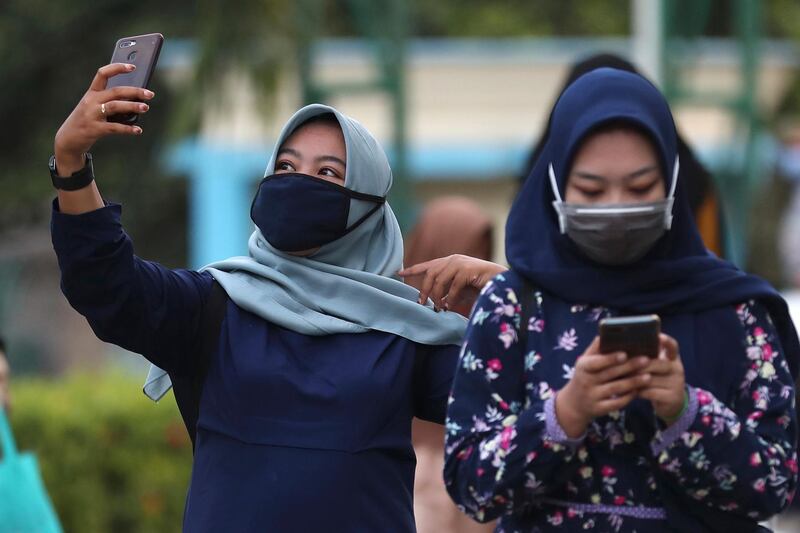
144 104 467 400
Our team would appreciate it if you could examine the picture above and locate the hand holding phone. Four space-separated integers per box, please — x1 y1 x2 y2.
599 315 661 358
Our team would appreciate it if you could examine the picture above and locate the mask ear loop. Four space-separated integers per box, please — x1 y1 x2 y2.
664 155 680 230
548 163 568 234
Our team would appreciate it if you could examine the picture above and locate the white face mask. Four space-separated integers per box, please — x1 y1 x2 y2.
549 157 679 266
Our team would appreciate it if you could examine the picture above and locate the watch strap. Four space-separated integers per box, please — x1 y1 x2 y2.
49 153 95 191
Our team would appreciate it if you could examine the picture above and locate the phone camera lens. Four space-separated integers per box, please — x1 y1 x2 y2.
127 51 137 61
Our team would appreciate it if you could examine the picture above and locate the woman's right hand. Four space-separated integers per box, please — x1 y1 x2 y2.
555 337 652 438
54 63 154 174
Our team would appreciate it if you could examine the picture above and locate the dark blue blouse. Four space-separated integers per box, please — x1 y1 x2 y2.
51 202 460 532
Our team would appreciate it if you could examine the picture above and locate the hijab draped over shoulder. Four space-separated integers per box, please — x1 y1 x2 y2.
145 104 466 400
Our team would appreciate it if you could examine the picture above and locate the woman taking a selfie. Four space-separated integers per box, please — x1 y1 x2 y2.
443 68 799 532
49 63 498 532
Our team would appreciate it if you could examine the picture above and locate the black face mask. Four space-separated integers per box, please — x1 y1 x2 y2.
250 172 386 252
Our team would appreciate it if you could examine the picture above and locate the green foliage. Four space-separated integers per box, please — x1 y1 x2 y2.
409 0 629 37
8 372 191 533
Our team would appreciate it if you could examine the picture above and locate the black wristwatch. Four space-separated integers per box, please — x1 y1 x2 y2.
49 153 95 191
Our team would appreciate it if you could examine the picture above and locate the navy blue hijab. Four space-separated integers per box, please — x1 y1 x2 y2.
506 67 800 379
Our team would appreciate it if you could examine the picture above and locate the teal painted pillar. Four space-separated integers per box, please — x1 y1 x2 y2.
166 138 271 268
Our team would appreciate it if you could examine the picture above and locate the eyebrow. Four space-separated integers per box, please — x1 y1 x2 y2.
573 165 659 182
317 155 347 168
276 148 346 169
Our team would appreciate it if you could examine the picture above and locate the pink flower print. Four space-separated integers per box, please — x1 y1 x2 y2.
526 451 538 463
555 328 579 351
476 467 485 476
762 343 774 362
601 465 616 477
456 446 473 461
746 346 762 361
486 358 504 381
495 303 517 318
752 326 768 347
787 458 798 474
752 386 769 410
498 322 517 349
528 317 544 332
696 390 712 406
613 495 626 505
567 508 578 519
547 511 564 526
701 415 711 426
750 452 762 467
499 426 514 451
753 478 766 493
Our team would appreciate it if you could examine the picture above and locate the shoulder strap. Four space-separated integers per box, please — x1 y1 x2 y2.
172 280 228 451
518 274 536 349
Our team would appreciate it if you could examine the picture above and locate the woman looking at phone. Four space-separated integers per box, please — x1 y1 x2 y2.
443 68 799 531
50 63 500 531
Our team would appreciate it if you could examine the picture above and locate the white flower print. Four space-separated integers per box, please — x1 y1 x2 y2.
562 363 575 380
445 420 462 436
505 288 519 305
524 351 541 372
461 350 484 372
752 386 770 411
538 382 553 401
498 323 517 349
488 292 517 321
479 280 495 296
554 328 579 351
471 307 491 326
484 405 503 424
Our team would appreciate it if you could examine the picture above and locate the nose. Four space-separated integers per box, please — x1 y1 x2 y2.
606 188 628 205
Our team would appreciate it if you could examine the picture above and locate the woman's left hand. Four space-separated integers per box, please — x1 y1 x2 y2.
636 333 687 423
398 255 505 312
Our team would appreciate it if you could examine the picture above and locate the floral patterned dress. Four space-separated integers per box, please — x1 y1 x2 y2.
444 271 797 532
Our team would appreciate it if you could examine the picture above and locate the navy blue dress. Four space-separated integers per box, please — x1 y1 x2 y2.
51 202 460 532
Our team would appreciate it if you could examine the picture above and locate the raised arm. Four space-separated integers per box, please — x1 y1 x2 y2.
51 63 211 375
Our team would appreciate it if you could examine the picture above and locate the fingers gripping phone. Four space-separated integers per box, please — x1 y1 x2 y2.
599 315 661 358
106 33 164 124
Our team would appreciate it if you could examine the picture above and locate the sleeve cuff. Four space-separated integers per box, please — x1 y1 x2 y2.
651 386 699 456
544 394 586 449
51 199 123 252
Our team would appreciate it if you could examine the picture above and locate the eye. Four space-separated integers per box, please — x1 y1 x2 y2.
576 187 603 198
276 161 295 172
629 181 658 195
319 167 343 180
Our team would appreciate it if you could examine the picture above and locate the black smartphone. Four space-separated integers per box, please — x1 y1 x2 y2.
106 33 164 124
599 315 661 358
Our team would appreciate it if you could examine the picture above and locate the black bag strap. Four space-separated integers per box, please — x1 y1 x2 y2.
518 274 536 348
172 280 228 451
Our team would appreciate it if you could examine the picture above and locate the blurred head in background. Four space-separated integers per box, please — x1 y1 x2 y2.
404 197 494 317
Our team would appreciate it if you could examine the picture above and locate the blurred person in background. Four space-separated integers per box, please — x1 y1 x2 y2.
445 68 799 531
0 337 9 412
403 197 498 533
522 53 726 257
778 125 800 288
49 62 504 532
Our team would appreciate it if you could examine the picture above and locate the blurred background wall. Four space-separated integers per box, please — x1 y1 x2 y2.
3 1 800 530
